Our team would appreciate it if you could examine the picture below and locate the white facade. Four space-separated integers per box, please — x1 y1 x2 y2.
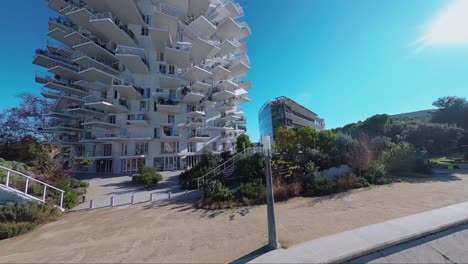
35 0 252 174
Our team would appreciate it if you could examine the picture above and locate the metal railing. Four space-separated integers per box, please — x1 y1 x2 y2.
196 147 262 189
0 166 65 210
152 0 180 18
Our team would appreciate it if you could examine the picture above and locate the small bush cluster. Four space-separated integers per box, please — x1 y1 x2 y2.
132 166 163 187
0 202 62 240
382 142 432 175
204 180 236 203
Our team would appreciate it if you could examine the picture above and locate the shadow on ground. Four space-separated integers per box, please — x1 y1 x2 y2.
230 246 271 264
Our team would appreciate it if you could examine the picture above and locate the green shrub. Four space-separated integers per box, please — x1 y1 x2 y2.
301 162 320 195
311 176 338 196
132 166 163 187
63 190 80 209
204 180 235 202
0 202 62 240
234 153 265 182
382 142 431 175
0 222 37 239
364 161 390 185
239 180 264 201
14 203 45 223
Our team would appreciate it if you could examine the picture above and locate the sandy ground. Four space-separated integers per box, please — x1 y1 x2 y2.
0 170 467 263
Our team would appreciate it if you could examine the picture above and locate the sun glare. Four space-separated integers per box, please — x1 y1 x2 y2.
421 0 468 45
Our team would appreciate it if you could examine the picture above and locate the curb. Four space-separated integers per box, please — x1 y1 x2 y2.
328 217 468 263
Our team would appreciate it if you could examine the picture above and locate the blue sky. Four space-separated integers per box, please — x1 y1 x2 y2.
1 0 468 142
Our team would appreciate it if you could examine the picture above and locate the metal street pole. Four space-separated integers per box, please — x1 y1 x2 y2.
262 136 280 250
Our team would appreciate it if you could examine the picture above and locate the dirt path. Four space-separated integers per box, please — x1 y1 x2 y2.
1 171 467 263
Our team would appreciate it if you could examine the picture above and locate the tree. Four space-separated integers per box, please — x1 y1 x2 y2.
385 118 463 155
296 127 318 148
275 127 297 155
348 136 374 176
432 96 468 148
0 93 53 141
236 134 253 152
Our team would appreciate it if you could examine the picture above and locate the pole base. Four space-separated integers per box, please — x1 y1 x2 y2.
268 240 281 250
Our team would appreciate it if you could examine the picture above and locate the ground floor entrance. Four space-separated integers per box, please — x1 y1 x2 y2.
96 159 113 174
154 157 180 171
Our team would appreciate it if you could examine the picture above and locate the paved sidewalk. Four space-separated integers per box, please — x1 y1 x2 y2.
248 201 468 263
350 223 468 263
73 171 184 210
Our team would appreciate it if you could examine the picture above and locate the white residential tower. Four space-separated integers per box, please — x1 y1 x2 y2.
35 0 252 174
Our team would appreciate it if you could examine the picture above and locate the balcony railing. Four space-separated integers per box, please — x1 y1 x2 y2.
90 12 136 42
152 0 180 18
34 49 79 71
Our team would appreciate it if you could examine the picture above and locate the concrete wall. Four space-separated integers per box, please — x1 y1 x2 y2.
320 165 353 179
0 186 39 204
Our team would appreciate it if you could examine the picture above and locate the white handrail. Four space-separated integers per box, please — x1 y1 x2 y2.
196 147 261 189
0 165 65 210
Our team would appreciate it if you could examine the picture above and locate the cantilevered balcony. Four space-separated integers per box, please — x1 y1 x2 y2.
228 59 250 78
212 88 235 101
47 17 75 43
236 93 251 103
155 99 181 114
112 84 144 100
218 113 241 122
236 22 252 40
181 65 212 82
40 88 84 103
73 79 110 92
182 90 205 104
188 0 211 20
217 39 241 57
127 114 149 127
165 44 191 68
83 96 129 113
237 80 252 90
225 1 244 19
116 45 149 74
191 37 221 64
188 133 210 142
40 122 84 134
148 26 172 50
66 103 107 117
93 0 144 25
211 65 232 81
186 109 206 118
160 131 181 141
189 81 212 91
63 5 96 32
70 33 117 65
183 119 205 128
36 72 88 96
48 0 72 14
74 56 120 84
82 119 120 128
33 48 78 71
89 12 137 47
216 102 235 112
214 17 241 41
217 80 238 91
187 15 217 39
